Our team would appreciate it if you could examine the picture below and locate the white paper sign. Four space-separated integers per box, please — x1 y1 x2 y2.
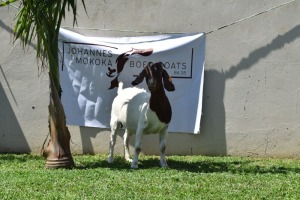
58 28 205 133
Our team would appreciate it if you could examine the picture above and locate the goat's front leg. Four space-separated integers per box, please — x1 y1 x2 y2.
123 129 132 162
159 129 168 167
131 128 143 169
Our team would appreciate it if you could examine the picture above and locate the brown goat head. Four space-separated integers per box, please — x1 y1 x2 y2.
131 62 175 92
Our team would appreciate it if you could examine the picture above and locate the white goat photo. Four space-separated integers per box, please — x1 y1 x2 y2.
108 62 175 168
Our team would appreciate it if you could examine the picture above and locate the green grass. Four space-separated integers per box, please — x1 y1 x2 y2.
0 154 300 199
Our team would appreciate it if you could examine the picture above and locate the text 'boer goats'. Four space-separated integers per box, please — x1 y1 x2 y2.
108 62 175 169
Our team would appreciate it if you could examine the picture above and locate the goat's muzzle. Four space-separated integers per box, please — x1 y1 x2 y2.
147 79 156 92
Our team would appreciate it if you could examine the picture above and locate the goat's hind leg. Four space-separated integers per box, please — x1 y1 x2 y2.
108 121 120 163
123 129 132 162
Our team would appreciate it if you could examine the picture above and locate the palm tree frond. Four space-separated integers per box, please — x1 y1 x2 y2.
9 0 86 90
0 0 18 7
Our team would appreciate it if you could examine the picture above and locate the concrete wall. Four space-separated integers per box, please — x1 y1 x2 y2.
1 0 300 158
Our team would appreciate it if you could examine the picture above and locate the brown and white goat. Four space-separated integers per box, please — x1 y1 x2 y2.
108 62 175 168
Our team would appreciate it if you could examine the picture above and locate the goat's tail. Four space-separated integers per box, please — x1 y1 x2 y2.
118 82 124 94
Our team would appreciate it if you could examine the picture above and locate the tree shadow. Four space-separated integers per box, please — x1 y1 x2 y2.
0 19 12 33
0 81 30 153
0 19 36 49
0 19 35 153
199 24 300 155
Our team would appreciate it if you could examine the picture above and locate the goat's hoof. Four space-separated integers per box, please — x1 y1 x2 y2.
160 162 168 168
131 161 139 169
107 157 114 163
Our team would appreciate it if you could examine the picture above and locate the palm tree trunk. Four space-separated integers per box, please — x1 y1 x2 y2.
42 73 74 168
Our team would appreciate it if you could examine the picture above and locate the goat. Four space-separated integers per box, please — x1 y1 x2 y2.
108 62 175 168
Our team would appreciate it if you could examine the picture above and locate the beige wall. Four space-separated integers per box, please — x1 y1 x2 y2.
1 0 300 158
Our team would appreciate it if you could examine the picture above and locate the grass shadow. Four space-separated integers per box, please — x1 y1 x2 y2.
75 156 172 171
75 156 132 171
0 154 42 162
167 158 300 174
75 155 300 174
1 154 299 175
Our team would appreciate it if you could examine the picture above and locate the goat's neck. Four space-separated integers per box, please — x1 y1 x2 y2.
149 87 172 124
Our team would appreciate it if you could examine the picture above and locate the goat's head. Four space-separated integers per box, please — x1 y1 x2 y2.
131 62 175 92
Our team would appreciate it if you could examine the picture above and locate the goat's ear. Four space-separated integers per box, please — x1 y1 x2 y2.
162 69 175 91
131 68 146 86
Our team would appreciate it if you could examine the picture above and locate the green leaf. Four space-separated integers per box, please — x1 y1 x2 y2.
0 0 18 7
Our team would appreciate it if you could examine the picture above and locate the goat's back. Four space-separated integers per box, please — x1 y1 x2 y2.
110 87 150 130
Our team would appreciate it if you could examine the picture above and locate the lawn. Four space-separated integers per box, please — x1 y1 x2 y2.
0 154 299 199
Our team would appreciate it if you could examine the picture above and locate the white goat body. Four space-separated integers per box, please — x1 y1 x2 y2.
107 62 175 169
108 84 168 168
111 85 168 135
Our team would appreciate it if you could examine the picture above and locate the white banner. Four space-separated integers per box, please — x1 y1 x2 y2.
58 28 205 133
